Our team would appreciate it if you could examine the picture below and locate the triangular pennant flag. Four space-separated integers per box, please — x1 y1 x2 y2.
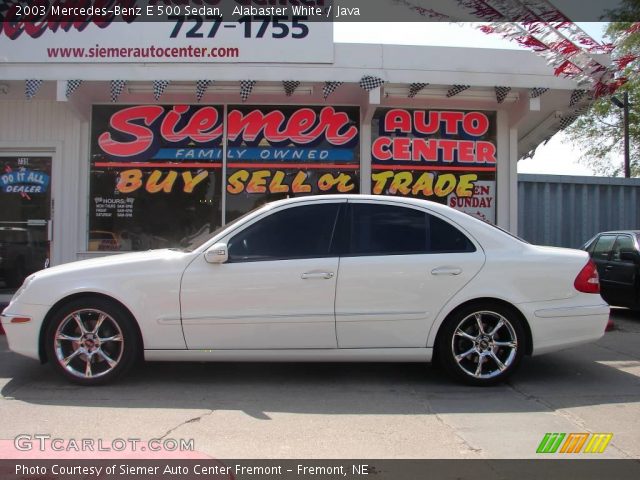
322 81 342 100
446 85 470 97
282 81 300 97
569 89 588 107
196 80 212 102
65 80 82 98
495 86 511 103
240 80 256 102
559 114 578 130
408 83 428 98
359 75 384 91
110 80 126 103
530 87 549 98
25 80 42 100
153 80 170 101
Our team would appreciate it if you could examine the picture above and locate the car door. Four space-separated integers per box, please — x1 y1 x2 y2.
590 234 617 302
334 200 485 348
180 201 344 350
603 234 638 308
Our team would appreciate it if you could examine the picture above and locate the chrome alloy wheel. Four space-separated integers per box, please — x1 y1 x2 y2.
451 310 518 379
54 309 124 379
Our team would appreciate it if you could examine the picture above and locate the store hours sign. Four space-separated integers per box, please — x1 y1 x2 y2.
0 1 334 63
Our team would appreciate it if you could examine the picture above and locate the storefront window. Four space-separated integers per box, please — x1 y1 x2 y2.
89 105 223 251
225 105 360 222
371 108 497 223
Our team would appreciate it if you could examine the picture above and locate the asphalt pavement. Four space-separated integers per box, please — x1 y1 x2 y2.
0 309 638 459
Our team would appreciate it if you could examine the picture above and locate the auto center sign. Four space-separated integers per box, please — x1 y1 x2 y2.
371 108 497 221
0 1 334 63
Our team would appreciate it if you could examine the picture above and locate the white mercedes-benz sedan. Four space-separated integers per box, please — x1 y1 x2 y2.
1 195 609 386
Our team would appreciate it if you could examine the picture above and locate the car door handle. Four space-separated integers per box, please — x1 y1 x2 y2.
431 266 463 276
605 265 614 270
301 272 335 280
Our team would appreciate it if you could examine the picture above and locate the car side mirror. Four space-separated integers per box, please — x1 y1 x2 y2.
619 249 640 264
204 242 229 264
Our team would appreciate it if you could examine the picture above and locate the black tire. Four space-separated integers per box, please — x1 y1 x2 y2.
44 297 139 386
435 302 527 386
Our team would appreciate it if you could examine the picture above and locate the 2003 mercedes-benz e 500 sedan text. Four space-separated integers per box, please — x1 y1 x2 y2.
1 195 609 386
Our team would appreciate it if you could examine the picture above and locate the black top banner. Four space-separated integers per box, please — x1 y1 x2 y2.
0 0 633 23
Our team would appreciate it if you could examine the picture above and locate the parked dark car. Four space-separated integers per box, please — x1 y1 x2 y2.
582 231 640 310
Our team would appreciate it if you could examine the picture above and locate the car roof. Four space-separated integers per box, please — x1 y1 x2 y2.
595 230 640 235
267 194 455 213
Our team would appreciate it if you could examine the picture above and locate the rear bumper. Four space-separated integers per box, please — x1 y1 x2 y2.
518 300 610 356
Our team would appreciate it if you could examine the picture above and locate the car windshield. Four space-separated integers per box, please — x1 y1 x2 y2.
178 208 263 252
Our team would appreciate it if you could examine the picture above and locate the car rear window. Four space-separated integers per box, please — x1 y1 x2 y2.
611 235 635 262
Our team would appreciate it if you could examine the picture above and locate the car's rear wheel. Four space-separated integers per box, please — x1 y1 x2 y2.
44 297 139 386
436 303 526 386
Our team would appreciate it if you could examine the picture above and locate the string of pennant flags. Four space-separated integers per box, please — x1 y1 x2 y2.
24 79 591 129
24 77 586 107
398 0 634 99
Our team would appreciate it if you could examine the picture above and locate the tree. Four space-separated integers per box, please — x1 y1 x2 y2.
564 17 640 177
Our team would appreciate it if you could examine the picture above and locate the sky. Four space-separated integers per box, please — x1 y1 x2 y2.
334 22 612 176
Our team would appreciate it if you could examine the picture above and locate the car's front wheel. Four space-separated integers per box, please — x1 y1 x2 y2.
436 303 527 386
44 297 139 385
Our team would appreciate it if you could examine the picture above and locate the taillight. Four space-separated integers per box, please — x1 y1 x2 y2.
574 259 600 294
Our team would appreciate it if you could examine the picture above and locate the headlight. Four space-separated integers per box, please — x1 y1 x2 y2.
11 274 36 303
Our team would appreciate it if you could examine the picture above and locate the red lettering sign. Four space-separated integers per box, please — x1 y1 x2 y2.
382 109 489 137
98 106 358 158
374 109 495 166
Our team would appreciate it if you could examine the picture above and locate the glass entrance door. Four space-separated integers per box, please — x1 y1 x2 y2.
0 156 52 293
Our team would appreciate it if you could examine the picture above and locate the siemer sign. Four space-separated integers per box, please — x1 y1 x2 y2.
0 0 334 63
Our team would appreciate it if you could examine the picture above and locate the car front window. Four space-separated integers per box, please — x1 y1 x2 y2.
227 203 342 262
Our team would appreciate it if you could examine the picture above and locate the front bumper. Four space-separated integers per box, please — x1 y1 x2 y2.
1 302 51 360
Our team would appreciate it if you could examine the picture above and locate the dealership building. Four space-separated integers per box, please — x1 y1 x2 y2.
0 16 593 293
